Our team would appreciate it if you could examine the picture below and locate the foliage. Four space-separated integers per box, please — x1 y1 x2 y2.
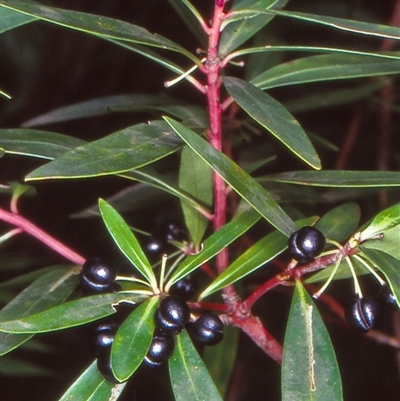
1 1 399 400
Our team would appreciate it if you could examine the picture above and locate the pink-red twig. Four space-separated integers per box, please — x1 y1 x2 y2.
0 207 85 266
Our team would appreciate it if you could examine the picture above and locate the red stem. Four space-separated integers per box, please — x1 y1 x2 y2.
0 207 85 265
206 1 238 304
243 276 283 310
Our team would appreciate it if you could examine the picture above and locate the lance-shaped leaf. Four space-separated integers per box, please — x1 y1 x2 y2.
315 202 360 243
223 77 321 170
282 281 343 401
26 121 183 180
274 10 400 40
219 0 289 56
99 199 158 290
225 8 400 40
0 6 37 33
260 170 400 187
0 293 139 334
23 94 208 129
169 330 223 401
179 146 213 248
167 0 207 46
359 248 400 307
200 216 317 299
361 224 400 261
164 117 297 237
284 80 385 114
252 53 400 90
0 129 85 160
59 360 126 401
111 296 158 382
360 203 400 242
0 1 198 62
0 265 78 355
164 208 261 291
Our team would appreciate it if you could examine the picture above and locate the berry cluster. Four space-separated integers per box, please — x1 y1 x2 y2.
288 227 398 333
147 295 224 367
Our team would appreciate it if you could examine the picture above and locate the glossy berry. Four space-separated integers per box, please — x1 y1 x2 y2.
144 332 175 367
169 275 197 300
97 349 119 383
93 321 119 353
345 297 380 333
154 296 190 334
378 285 399 311
189 313 223 346
80 257 116 293
145 237 164 254
288 226 326 263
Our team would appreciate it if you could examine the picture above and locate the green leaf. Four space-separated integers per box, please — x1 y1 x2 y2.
0 265 78 355
223 77 321 170
165 208 261 291
169 330 223 401
284 80 385 114
164 117 297 236
58 360 127 401
260 170 400 188
0 6 37 33
0 129 85 160
252 54 400 90
274 10 400 40
282 281 343 401
315 203 360 243
105 41 204 92
360 203 400 242
23 94 208 130
200 216 317 299
0 293 139 334
359 249 400 307
167 0 207 46
111 296 158 381
98 198 158 290
0 1 198 63
0 355 54 377
219 0 289 56
227 9 400 40
361 224 400 261
26 121 183 180
179 146 213 248
72 168 210 219
202 326 238 398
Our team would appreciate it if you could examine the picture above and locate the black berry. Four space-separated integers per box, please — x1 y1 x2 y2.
144 332 175 367
93 321 119 353
188 313 223 346
378 284 399 311
80 257 116 293
169 275 197 300
97 349 119 383
145 237 165 254
345 297 380 333
288 226 326 263
154 296 190 334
